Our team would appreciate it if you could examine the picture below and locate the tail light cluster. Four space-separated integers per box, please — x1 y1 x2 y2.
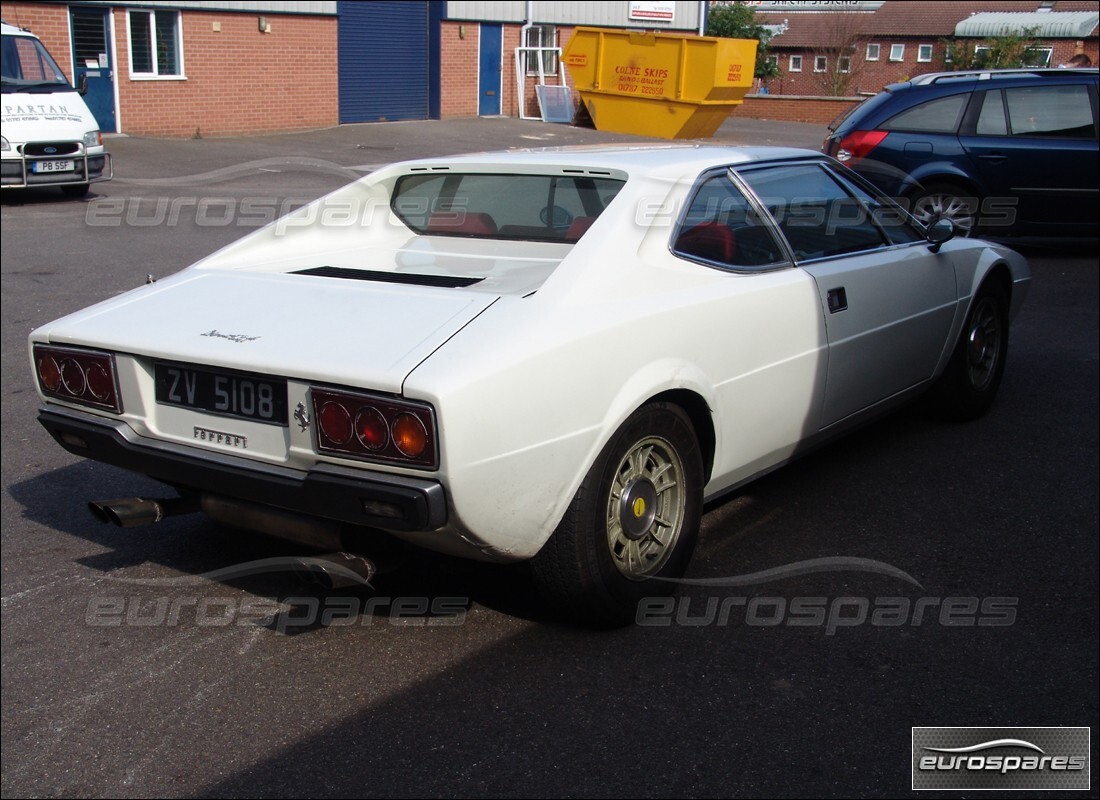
311 387 437 469
835 130 889 163
34 345 122 413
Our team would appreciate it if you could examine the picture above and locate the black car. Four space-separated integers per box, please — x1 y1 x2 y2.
823 68 1099 239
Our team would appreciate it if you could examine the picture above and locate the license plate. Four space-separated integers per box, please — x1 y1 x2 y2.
154 362 288 426
32 159 74 173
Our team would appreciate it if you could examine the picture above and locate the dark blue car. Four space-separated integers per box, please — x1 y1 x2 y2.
823 68 1099 239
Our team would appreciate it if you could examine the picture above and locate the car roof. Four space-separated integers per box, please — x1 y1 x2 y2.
389 144 825 177
832 66 1098 133
907 67 1099 86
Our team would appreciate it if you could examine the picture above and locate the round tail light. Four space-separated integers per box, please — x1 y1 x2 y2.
391 413 428 458
60 358 87 396
355 407 389 451
318 401 353 445
85 363 113 401
38 355 62 392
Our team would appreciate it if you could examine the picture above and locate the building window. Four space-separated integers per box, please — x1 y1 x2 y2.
1024 46 1053 66
974 44 1053 67
839 56 852 73
524 25 557 76
918 44 933 62
789 55 802 72
127 9 183 78
866 43 880 61
814 55 827 72
889 44 905 62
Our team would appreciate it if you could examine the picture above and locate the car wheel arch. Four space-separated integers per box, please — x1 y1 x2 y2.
975 263 1013 303
650 388 716 484
927 267 1013 421
591 362 719 484
905 172 982 199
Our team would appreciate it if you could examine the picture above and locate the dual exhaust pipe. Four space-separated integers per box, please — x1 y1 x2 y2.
87 495 377 589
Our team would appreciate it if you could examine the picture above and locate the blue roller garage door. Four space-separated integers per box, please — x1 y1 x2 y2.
338 1 436 122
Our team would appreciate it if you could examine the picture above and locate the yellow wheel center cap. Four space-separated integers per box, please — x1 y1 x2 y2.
632 497 647 518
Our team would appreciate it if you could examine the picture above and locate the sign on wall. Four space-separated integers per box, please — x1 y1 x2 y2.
628 2 676 23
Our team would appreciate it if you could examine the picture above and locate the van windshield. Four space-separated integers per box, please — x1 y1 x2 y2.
1 33 71 91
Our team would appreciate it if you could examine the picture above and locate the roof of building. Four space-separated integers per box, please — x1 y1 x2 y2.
955 10 1100 37
758 0 1099 46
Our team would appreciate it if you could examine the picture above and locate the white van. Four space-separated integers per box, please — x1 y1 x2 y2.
1 20 112 197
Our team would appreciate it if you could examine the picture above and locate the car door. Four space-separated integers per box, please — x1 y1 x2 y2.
668 170 828 494
737 161 959 429
960 81 1099 235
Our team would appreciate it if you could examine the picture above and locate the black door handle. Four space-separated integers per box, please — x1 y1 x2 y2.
827 287 847 313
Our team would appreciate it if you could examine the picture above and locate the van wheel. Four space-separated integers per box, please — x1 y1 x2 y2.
910 183 978 237
531 402 703 627
61 183 90 198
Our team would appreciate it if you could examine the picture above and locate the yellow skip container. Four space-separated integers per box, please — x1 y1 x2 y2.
563 27 758 139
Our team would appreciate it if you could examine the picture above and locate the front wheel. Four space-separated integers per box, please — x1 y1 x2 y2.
531 402 704 626
928 279 1010 420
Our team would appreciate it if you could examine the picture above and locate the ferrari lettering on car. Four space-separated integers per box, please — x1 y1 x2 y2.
29 144 1031 625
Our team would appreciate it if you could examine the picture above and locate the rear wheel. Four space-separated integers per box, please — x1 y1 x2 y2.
531 402 703 627
909 182 978 237
928 279 1010 420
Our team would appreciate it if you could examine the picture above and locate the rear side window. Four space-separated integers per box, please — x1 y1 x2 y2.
975 90 1008 135
881 93 968 133
673 174 786 269
1003 85 1095 138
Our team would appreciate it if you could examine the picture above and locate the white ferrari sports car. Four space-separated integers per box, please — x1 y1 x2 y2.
31 144 1030 624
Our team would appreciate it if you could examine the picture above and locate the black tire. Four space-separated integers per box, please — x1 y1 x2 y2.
928 279 1010 421
531 402 704 627
909 182 979 237
61 183 90 198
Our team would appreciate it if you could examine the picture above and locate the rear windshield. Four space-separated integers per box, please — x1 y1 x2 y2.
391 172 625 243
881 93 968 133
828 91 891 132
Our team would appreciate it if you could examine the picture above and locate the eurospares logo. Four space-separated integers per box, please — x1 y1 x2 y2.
912 727 1090 790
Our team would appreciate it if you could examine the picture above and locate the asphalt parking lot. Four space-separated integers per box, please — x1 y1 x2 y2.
1 115 1097 798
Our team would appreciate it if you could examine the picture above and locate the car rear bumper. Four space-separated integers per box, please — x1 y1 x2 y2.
37 405 447 532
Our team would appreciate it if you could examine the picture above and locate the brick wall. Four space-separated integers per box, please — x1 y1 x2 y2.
1 4 336 137
114 9 337 137
440 21 583 120
439 22 477 117
731 95 861 125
